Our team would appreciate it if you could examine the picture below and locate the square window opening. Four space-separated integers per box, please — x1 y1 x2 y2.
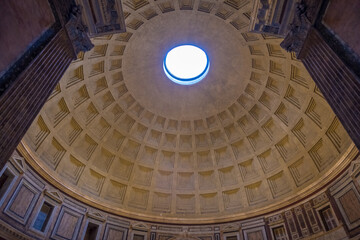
84 222 99 240
272 226 288 240
33 202 54 232
0 168 15 200
319 206 337 231
133 234 145 240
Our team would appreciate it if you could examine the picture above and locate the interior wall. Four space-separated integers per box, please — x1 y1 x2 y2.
0 151 359 240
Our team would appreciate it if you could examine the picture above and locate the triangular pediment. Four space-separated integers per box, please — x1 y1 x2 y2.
10 155 25 174
222 224 239 232
86 210 106 222
348 158 360 176
44 189 63 204
132 222 148 230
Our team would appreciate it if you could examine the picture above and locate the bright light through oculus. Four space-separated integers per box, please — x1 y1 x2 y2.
163 45 210 85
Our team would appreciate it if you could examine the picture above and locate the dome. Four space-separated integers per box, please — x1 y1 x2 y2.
21 0 354 224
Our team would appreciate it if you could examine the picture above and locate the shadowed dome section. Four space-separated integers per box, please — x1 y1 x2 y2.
20 0 355 224
163 45 210 85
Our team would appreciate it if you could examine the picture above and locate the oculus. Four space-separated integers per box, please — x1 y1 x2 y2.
163 45 210 85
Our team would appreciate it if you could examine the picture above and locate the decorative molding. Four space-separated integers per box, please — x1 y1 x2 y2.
0 220 32 240
44 189 63 204
9 155 25 174
267 214 284 226
221 224 239 232
86 210 106 222
348 157 360 178
132 222 148 230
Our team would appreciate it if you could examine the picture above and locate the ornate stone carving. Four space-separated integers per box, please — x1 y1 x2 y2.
65 5 94 56
253 0 278 34
280 0 311 56
250 0 296 36
75 0 126 36
105 0 119 24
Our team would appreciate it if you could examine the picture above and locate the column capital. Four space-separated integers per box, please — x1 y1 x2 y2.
65 5 94 57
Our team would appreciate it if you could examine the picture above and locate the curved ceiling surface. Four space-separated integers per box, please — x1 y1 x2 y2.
21 0 355 224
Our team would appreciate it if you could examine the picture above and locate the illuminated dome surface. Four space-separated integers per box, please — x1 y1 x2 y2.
20 2 355 225
163 45 209 85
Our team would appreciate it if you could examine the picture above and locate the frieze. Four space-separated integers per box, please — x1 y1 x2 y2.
75 0 126 36
250 0 296 37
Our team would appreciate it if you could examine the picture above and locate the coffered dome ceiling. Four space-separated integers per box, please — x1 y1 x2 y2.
21 0 356 224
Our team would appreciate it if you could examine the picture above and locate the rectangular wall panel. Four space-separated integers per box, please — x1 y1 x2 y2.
103 223 128 240
334 182 360 230
4 179 40 224
243 226 267 240
244 228 265 240
51 206 84 240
